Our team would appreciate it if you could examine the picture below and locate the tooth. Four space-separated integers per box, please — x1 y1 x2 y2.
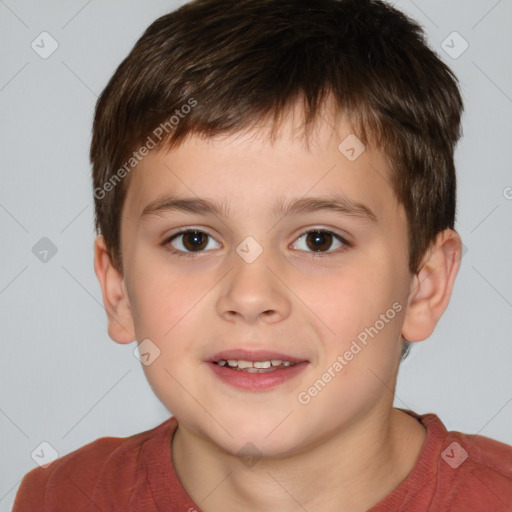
217 360 227 366
254 361 271 369
282 361 291 367
227 360 238 367
237 360 253 369
245 367 260 373
271 360 282 366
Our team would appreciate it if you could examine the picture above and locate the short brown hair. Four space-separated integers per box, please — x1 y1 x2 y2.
91 0 463 292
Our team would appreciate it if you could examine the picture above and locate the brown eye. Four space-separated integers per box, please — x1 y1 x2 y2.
305 231 334 252
181 231 208 251
166 230 220 255
292 229 347 254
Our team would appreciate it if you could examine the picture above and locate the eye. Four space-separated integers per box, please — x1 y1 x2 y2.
291 229 349 255
162 228 349 258
163 230 220 257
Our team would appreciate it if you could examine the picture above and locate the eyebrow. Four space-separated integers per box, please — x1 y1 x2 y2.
140 194 377 223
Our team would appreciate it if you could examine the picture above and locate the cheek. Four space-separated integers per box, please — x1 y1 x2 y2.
127 257 216 379
127 255 203 340
301 256 405 397
306 257 398 336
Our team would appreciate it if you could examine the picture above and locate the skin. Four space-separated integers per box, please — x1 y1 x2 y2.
94 105 462 511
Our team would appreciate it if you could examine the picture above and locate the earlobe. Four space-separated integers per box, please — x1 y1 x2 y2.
401 229 462 342
93 235 136 344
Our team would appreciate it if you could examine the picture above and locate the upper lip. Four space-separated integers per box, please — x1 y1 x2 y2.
208 349 308 363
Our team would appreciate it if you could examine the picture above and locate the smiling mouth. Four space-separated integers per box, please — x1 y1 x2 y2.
208 352 308 391
213 359 297 373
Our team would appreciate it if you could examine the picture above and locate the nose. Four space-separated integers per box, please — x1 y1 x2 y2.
216 247 292 325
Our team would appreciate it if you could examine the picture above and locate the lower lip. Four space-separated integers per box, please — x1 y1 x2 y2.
207 361 308 391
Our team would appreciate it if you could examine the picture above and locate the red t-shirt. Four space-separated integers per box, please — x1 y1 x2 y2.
13 409 512 511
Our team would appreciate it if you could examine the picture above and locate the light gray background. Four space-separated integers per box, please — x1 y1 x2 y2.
1 0 511 509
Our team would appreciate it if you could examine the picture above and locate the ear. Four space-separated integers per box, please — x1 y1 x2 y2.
93 235 136 344
402 229 462 342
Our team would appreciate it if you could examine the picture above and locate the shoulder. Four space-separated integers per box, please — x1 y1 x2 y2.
13 418 176 512
422 413 512 510
451 427 512 485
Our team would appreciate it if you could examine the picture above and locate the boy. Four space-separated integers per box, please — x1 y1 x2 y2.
14 0 512 510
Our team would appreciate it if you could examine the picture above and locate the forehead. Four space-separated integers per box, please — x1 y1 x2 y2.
122 110 403 229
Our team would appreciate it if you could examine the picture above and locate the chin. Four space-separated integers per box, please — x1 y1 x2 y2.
206 416 312 460
221 434 304 461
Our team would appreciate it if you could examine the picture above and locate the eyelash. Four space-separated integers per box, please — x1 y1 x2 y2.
161 228 351 259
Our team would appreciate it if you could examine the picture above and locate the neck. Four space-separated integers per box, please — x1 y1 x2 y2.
171 406 427 512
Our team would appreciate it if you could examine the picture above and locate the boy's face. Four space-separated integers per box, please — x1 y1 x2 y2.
113 111 415 456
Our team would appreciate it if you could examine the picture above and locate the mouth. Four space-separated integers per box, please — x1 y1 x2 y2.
207 350 309 391
212 359 297 373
